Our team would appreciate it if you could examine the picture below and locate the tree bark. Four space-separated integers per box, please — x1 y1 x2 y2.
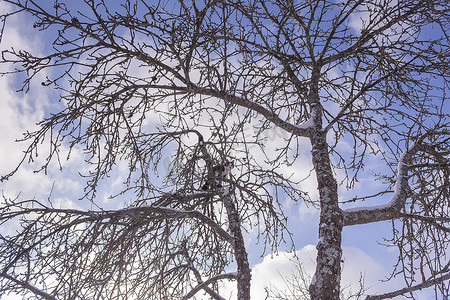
198 132 251 299
223 194 251 300
308 128 344 300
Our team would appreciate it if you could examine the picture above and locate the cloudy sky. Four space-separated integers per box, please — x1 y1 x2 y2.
0 1 441 299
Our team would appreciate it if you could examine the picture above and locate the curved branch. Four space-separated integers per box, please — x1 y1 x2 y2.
1 201 235 260
0 272 57 300
365 272 450 300
193 85 312 137
180 241 226 300
343 140 420 226
181 272 237 300
144 206 235 245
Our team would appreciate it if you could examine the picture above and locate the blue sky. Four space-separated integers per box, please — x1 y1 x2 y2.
0 1 445 299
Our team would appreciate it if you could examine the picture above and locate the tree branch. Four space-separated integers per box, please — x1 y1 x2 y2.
193 85 312 137
0 272 57 300
342 140 420 226
180 241 226 300
181 272 237 300
365 272 450 300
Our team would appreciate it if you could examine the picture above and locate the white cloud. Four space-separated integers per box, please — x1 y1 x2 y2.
250 245 316 299
0 75 54 200
218 244 437 300
0 3 59 201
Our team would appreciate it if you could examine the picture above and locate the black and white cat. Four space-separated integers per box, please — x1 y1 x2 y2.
201 160 234 190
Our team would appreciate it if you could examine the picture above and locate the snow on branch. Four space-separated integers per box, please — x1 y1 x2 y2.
0 199 234 246
0 272 56 300
342 141 419 226
295 107 316 130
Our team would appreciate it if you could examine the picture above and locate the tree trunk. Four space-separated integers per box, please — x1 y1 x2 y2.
308 129 344 300
198 133 251 299
223 194 251 300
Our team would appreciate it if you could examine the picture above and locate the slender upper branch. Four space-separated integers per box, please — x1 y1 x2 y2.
192 85 312 137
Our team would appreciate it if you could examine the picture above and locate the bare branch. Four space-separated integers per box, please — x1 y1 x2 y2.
0 272 57 300
343 138 421 226
366 272 450 300
181 273 237 300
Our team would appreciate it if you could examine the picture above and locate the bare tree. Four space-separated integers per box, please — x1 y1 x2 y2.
0 0 449 299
